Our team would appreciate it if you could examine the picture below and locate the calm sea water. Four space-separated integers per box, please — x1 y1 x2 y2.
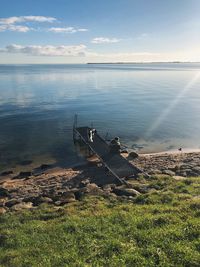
1 63 200 171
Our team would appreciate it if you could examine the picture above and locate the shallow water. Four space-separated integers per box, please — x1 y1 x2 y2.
0 63 200 171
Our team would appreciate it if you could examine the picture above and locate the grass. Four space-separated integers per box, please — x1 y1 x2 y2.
0 175 200 267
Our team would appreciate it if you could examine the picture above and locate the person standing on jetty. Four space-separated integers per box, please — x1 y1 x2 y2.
110 137 121 153
88 128 96 142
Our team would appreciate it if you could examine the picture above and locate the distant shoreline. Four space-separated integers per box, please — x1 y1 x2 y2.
87 62 200 64
0 62 200 66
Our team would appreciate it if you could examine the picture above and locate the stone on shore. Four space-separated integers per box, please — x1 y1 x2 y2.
0 187 10 197
5 199 22 208
162 170 176 176
0 207 7 214
0 170 13 176
0 198 8 207
113 187 141 197
10 202 33 211
13 171 32 179
59 192 76 205
128 152 139 159
86 183 104 194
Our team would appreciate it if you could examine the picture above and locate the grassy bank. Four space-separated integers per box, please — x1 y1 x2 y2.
0 175 200 267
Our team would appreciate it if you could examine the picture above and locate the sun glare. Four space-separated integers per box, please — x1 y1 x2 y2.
144 71 200 138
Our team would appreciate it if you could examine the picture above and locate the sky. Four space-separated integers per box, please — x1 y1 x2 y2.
0 0 200 63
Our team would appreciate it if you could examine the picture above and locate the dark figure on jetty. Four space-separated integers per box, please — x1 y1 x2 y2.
110 137 121 153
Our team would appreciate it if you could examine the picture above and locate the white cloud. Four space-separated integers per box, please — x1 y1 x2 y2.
78 28 88 32
0 25 7 31
0 16 57 33
0 43 161 61
0 16 56 25
0 16 88 34
91 37 121 44
48 27 88 33
0 24 30 32
0 44 87 56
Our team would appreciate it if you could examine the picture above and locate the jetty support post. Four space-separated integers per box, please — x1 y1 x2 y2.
73 114 78 142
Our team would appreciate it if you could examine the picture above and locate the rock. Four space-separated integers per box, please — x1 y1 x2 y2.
0 187 10 197
13 171 32 179
0 170 13 176
149 169 162 175
79 179 90 188
176 171 187 177
48 189 70 200
5 199 22 208
23 195 53 206
0 207 7 214
0 198 8 207
59 192 76 204
162 170 175 176
173 176 186 180
85 183 103 195
74 190 84 200
54 201 62 206
102 184 112 192
128 152 139 159
54 189 69 196
10 202 33 211
113 187 140 197
24 196 36 205
121 149 129 154
185 169 199 177
176 168 194 177
39 197 53 204
191 167 200 174
130 185 149 194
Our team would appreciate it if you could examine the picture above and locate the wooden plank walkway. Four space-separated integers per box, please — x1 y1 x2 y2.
75 127 142 180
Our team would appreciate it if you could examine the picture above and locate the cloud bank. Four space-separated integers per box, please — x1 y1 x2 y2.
0 16 57 33
0 44 87 56
0 44 161 63
0 16 56 25
0 16 89 34
48 27 88 33
0 25 31 32
91 37 120 44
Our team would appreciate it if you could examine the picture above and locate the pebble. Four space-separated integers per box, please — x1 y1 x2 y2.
0 207 7 214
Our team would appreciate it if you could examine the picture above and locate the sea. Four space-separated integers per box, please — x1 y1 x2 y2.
0 63 200 172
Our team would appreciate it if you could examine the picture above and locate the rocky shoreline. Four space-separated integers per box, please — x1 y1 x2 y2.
1 151 200 214
131 151 200 177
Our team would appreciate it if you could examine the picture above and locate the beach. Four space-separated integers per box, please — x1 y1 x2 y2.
1 149 200 213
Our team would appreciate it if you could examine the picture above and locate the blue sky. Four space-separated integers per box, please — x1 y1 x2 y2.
0 0 200 63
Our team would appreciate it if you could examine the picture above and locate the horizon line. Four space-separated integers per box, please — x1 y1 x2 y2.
0 61 200 65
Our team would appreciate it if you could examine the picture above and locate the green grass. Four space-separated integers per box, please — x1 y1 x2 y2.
0 176 200 267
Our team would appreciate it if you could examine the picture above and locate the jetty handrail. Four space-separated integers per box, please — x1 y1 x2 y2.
76 129 125 185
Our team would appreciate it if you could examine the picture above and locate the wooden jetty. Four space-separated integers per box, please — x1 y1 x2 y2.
73 115 144 184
